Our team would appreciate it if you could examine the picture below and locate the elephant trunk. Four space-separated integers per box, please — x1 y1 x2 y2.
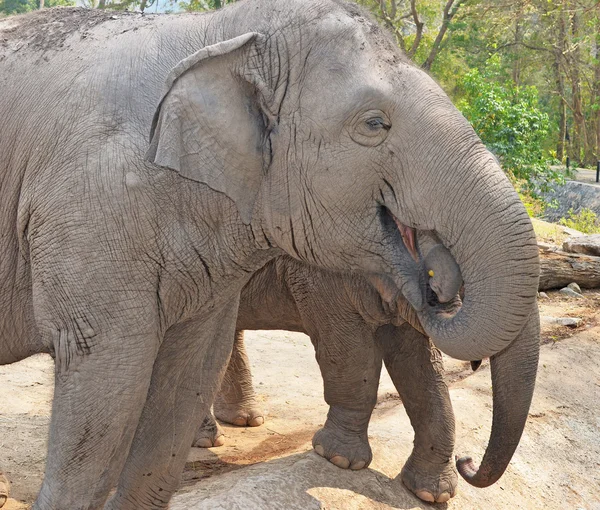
456 305 540 486
413 148 540 362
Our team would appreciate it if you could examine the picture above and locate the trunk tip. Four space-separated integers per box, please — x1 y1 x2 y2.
456 455 495 488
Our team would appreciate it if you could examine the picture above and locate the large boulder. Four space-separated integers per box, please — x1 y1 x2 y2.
563 234 600 256
542 180 600 223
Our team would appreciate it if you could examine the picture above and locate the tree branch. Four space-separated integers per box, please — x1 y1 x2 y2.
377 0 407 51
407 0 424 58
421 0 465 71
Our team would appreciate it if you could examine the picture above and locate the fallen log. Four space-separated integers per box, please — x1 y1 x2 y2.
539 242 600 290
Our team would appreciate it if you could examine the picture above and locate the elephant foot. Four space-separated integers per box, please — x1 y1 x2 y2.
312 426 372 470
400 453 457 503
0 473 8 508
192 413 226 448
214 400 264 427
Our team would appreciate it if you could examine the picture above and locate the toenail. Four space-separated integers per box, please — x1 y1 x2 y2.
249 416 264 427
415 490 435 503
350 460 366 470
330 455 350 469
436 492 451 503
194 438 213 448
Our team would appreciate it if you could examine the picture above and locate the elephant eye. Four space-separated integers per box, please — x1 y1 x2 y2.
365 118 391 131
350 110 391 147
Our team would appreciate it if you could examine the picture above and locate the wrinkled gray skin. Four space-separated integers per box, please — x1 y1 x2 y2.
0 0 540 508
425 244 463 303
0 475 7 508
197 254 458 503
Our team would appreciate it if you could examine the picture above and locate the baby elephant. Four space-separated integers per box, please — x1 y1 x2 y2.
196 247 463 504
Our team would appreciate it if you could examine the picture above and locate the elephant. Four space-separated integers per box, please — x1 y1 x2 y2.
0 476 7 509
195 252 461 503
0 0 540 508
198 241 461 439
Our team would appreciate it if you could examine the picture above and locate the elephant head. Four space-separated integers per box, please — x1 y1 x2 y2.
145 0 539 489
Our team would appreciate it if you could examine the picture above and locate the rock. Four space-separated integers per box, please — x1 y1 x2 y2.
563 235 600 257
538 292 549 299
541 180 600 223
559 287 584 299
561 226 584 237
172 452 414 510
541 316 583 328
567 282 582 294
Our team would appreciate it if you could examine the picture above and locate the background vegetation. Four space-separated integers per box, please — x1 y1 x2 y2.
2 0 599 215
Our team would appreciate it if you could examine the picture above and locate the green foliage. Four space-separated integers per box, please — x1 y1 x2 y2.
518 191 545 218
0 0 72 15
457 55 563 194
179 0 233 12
559 208 600 234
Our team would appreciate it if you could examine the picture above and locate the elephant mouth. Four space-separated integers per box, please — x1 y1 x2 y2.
391 215 419 263
378 206 463 315
378 206 419 262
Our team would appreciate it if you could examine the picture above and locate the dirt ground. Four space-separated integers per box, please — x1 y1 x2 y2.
1 291 599 509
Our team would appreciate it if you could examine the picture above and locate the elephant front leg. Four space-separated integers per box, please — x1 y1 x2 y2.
106 300 240 509
377 323 457 503
311 323 382 471
33 320 159 510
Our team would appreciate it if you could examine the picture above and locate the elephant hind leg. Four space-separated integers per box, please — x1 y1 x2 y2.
214 330 264 427
0 473 8 508
193 412 225 448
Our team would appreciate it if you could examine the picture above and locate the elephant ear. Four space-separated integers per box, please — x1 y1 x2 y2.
146 32 275 224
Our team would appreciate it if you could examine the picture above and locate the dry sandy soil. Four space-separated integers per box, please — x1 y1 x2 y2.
1 291 599 509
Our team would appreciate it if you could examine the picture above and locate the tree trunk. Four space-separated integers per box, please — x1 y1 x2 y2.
569 8 586 166
512 3 523 85
593 14 600 163
554 2 567 162
377 0 406 52
538 243 600 290
421 0 464 71
39 0 44 8
407 0 424 58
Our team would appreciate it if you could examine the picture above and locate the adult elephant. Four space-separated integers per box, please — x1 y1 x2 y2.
0 1 539 508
